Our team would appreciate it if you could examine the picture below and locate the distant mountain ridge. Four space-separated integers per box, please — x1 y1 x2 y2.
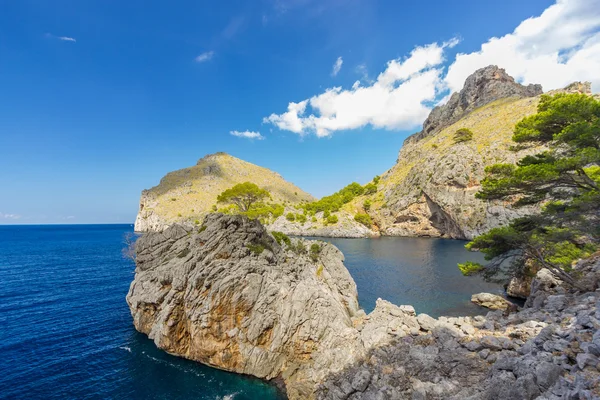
134 66 593 240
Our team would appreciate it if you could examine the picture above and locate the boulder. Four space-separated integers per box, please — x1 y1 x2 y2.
471 292 512 310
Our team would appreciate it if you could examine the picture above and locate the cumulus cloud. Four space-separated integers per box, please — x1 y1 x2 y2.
445 0 600 93
331 56 343 76
264 0 600 138
264 41 454 137
195 51 215 63
230 130 265 140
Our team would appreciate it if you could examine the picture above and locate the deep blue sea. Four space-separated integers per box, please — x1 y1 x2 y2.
0 225 501 399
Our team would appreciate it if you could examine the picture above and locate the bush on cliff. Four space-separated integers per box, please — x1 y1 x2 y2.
286 212 295 222
272 231 291 247
354 213 372 228
325 214 338 225
460 93 600 285
453 128 474 143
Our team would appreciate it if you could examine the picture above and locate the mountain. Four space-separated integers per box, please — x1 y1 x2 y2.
362 66 592 240
134 67 592 239
134 152 314 232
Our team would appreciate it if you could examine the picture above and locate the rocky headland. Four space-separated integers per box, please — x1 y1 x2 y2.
127 213 600 399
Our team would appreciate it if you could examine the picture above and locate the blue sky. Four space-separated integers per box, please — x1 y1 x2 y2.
1 0 599 224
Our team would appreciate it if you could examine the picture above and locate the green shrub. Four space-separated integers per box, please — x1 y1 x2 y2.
354 213 372 228
303 182 365 215
364 183 377 195
291 240 307 255
296 214 307 224
194 219 200 225
243 203 284 221
453 128 474 143
326 214 338 225
311 216 317 223
286 212 295 222
198 225 207 233
212 205 217 212
272 231 291 246
177 213 182 217
246 243 265 255
363 199 372 211
309 243 321 262
458 261 484 276
171 198 177 201
323 210 330 219
372 175 381 184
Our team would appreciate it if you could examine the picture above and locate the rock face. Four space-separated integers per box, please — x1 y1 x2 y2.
127 213 364 399
134 153 314 232
413 66 542 142
267 210 377 238
128 214 600 399
367 70 594 240
318 255 600 400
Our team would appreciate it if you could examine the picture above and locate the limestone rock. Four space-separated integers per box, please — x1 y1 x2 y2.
506 275 532 299
471 292 512 310
127 213 361 399
416 65 542 141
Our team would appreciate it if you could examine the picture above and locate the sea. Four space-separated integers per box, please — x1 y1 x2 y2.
0 225 501 399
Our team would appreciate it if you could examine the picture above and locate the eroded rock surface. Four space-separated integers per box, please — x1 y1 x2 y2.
127 213 364 399
128 214 600 399
317 255 600 400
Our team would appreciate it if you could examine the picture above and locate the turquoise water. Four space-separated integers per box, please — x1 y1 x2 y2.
0 225 500 399
317 236 501 316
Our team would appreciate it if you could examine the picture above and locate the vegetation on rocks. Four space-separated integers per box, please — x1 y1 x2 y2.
217 182 270 212
461 93 600 285
354 213 373 228
271 231 291 246
453 127 474 143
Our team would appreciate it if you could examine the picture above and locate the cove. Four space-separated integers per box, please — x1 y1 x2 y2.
314 236 502 317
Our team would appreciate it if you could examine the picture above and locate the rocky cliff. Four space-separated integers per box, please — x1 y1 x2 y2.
366 66 592 240
134 153 314 232
127 213 366 399
127 213 600 399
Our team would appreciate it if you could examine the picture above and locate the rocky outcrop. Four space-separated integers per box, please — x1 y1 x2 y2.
409 65 542 143
471 292 513 310
318 255 600 400
507 275 534 299
128 214 600 399
127 213 364 399
369 72 593 240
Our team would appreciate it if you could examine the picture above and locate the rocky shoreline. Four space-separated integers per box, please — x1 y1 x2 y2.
127 213 600 399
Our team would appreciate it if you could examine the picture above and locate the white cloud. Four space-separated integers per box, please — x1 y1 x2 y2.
0 212 21 220
264 41 454 137
445 0 600 93
45 33 76 43
195 51 215 63
230 130 265 140
265 0 600 138
331 56 343 76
